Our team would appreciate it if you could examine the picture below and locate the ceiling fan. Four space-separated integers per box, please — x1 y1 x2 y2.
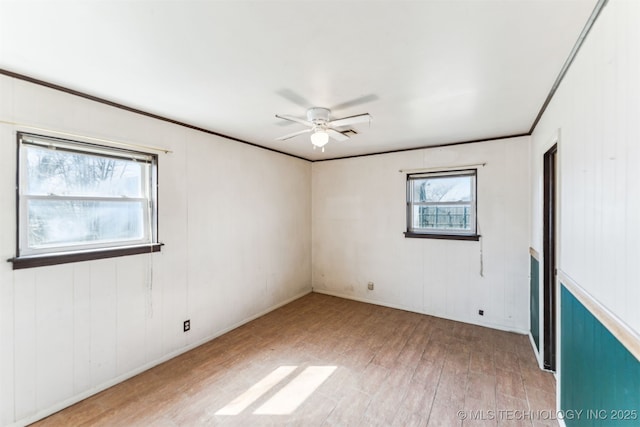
275 107 371 152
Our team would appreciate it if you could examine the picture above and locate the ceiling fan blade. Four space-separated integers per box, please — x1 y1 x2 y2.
327 128 350 142
276 89 311 108
275 114 313 127
331 94 379 111
327 113 372 128
275 128 311 141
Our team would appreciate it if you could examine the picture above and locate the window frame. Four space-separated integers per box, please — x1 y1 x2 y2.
404 168 480 241
10 132 161 269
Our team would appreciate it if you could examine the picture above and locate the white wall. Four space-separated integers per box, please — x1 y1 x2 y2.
530 0 640 334
0 75 312 426
12 2 638 419
312 137 530 333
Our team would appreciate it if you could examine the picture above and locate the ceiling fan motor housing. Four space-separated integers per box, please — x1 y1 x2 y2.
307 107 330 125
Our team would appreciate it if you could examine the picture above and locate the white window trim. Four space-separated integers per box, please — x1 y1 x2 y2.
11 132 160 268
405 168 480 241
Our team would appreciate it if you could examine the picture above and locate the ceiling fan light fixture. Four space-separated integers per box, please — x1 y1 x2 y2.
310 130 329 147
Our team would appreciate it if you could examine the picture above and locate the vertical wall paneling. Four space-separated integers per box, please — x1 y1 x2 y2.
530 0 640 421
312 137 531 332
0 73 312 426
72 263 92 395
34 267 75 410
89 260 118 387
115 256 148 376
12 270 37 421
532 0 640 336
0 119 16 425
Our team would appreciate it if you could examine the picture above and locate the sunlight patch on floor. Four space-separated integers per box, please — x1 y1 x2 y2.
214 366 297 415
253 366 337 415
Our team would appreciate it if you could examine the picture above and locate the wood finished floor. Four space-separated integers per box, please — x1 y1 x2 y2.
32 293 557 427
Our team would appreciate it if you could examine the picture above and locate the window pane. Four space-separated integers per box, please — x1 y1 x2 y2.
25 145 145 198
27 199 145 249
413 176 471 203
412 205 471 231
406 170 477 237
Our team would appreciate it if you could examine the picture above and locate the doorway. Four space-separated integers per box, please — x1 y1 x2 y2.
543 144 557 371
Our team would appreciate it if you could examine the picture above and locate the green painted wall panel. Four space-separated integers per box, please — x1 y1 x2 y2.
560 285 640 426
530 255 540 351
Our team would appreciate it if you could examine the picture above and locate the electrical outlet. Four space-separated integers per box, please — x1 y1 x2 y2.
183 319 191 332
367 282 374 291
478 310 484 316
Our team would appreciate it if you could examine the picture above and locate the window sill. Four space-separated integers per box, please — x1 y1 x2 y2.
8 243 163 270
403 232 481 241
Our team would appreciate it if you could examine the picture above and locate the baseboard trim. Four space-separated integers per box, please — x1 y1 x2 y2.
11 288 312 427
528 331 544 369
312 288 528 335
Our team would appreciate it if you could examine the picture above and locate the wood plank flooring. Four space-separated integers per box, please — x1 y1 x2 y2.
32 293 557 426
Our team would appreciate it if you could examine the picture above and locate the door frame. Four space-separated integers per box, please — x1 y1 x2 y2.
542 142 558 371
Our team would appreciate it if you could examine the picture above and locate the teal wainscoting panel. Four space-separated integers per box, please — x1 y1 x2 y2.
560 284 640 426
530 255 540 351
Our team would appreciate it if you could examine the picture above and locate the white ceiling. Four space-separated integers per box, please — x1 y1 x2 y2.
0 0 597 161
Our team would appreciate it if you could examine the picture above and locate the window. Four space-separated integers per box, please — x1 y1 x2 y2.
12 132 160 268
404 169 479 240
